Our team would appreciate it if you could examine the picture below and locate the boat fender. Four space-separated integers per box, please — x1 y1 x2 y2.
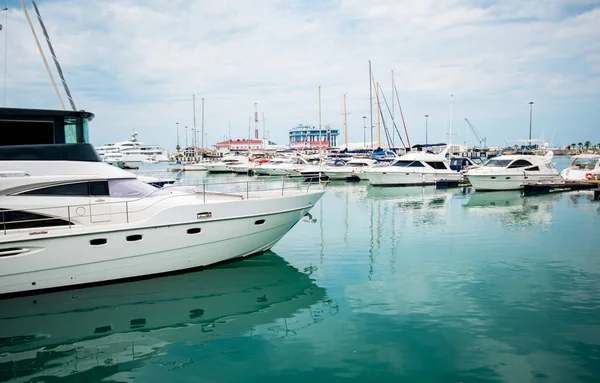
586 173 595 180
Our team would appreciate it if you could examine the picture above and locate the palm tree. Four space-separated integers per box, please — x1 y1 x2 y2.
584 141 591 150
597 143 600 149
571 143 577 149
578 142 583 149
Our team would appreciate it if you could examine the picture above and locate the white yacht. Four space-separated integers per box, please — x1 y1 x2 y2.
300 158 347 180
203 156 249 173
464 152 563 191
361 148 462 186
96 133 169 163
0 107 325 296
254 157 310 177
560 154 600 181
324 158 377 180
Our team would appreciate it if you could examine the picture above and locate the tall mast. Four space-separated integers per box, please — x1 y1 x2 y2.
449 94 454 151
318 85 322 157
228 120 231 151
201 97 205 149
377 83 381 148
391 69 395 147
192 94 196 147
369 60 373 148
248 117 251 141
343 93 348 149
262 112 265 140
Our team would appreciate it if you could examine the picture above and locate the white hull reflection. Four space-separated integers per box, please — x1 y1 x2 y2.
0 252 335 382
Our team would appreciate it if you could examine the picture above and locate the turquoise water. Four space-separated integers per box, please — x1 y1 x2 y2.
1 157 600 382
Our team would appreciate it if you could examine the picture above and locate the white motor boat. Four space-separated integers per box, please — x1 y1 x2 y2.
464 151 563 191
300 159 347 180
361 148 462 186
559 154 600 181
0 107 325 296
254 157 309 177
183 162 207 171
203 156 249 173
324 158 377 180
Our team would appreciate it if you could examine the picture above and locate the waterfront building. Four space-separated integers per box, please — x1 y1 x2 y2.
289 124 340 149
214 138 279 154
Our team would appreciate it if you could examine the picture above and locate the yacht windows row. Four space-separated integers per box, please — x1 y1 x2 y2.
14 179 169 198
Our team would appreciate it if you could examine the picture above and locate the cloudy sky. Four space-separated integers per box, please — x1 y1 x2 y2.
2 0 599 150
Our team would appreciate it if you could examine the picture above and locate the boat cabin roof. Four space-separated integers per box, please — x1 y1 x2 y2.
1 107 94 147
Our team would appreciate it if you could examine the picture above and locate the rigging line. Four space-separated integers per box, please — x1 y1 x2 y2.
19 0 64 109
378 84 407 149
393 82 411 150
31 0 76 111
374 82 393 149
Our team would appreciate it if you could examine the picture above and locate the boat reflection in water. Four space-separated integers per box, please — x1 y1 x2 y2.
464 191 562 229
0 252 332 382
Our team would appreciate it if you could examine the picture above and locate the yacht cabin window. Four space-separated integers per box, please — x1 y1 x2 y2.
20 181 109 196
393 160 423 167
0 209 73 230
484 159 512 167
508 160 534 169
426 161 448 170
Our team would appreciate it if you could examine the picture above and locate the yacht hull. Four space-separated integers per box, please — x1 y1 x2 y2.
204 164 233 173
363 171 463 186
466 174 563 191
0 192 324 296
183 163 207 171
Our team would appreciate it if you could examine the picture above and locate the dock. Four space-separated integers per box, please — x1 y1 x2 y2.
522 182 599 196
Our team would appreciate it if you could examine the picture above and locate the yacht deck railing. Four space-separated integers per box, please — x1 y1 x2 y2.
1 177 323 235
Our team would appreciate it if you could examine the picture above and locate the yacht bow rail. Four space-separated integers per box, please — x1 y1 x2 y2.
1 177 323 235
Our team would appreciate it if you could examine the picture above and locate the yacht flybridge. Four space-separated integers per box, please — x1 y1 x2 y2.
0 107 324 296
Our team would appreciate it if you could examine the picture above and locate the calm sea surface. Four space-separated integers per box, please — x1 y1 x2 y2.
1 156 599 382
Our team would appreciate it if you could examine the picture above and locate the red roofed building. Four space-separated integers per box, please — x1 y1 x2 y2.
215 138 278 153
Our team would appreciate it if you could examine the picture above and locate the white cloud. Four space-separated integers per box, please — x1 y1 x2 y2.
2 0 599 149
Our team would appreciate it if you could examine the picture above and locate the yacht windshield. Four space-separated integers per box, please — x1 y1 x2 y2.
483 159 512 168
570 158 598 170
108 179 169 198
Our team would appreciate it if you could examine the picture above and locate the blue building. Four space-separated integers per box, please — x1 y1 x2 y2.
289 124 340 149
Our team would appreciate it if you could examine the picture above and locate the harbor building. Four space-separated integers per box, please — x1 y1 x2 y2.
214 138 279 154
289 124 340 149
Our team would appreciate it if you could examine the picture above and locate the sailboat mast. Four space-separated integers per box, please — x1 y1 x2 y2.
262 112 265 140
369 60 373 149
391 69 395 147
377 83 381 148
193 94 196 147
318 85 322 158
201 97 205 149
449 94 454 152
343 93 348 149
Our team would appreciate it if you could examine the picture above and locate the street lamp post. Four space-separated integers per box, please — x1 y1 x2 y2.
362 116 367 148
528 101 534 149
424 114 429 145
176 122 179 150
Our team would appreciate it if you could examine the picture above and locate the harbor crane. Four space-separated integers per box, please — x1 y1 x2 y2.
464 118 487 149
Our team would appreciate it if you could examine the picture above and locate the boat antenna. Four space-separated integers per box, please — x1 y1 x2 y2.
19 0 64 109
31 0 77 111
375 82 394 150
